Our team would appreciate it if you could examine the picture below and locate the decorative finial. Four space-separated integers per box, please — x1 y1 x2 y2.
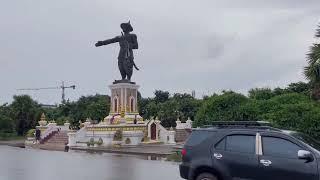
40 113 46 121
38 112 48 126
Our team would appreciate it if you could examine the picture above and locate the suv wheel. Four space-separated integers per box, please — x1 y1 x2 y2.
196 173 217 180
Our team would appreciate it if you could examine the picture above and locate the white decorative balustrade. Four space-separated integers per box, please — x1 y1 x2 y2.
41 125 59 139
158 124 176 144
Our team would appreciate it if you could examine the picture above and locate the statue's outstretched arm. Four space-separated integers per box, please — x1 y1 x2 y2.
95 36 120 47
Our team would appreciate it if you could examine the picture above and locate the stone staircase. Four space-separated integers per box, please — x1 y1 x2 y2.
40 131 69 151
175 129 192 142
46 131 68 144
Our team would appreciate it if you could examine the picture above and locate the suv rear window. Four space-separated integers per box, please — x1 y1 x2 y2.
185 130 213 146
215 135 255 154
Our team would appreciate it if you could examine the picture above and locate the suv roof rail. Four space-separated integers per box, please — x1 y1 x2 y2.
211 121 271 127
201 121 281 131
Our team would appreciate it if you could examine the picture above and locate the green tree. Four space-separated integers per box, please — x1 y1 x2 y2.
87 95 109 120
56 116 73 126
158 100 179 127
139 92 203 127
286 82 310 95
0 104 14 133
248 88 274 100
10 95 41 136
273 87 288 96
260 93 320 138
144 101 159 119
305 24 320 99
154 90 170 104
138 97 153 119
57 94 110 128
194 92 249 127
268 93 309 105
172 93 202 121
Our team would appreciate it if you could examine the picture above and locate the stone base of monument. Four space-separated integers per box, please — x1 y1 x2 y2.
67 82 176 149
104 114 144 125
122 131 144 146
104 82 144 124
68 123 146 147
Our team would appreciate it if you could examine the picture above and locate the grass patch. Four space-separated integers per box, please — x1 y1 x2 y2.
0 132 24 141
166 151 182 162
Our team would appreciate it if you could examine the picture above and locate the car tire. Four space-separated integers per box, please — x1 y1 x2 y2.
196 172 218 180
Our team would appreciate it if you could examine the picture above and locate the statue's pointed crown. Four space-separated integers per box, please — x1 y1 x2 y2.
120 20 133 32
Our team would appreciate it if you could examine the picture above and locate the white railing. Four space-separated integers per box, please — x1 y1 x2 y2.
176 119 193 129
158 124 176 144
158 124 170 142
74 126 87 142
41 126 59 139
59 125 69 131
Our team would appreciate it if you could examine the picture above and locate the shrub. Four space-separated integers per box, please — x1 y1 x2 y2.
87 138 95 147
166 152 182 162
113 130 123 141
194 91 320 140
0 131 20 140
26 129 35 137
97 138 103 146
194 92 248 127
125 138 131 144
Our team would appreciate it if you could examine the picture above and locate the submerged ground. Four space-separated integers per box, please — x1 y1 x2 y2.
0 145 182 180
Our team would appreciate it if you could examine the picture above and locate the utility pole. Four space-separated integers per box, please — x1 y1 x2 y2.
60 81 75 104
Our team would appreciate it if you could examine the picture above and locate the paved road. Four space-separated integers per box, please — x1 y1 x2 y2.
0 145 182 180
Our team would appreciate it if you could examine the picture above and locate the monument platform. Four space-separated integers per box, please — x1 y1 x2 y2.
67 81 176 148
104 82 143 124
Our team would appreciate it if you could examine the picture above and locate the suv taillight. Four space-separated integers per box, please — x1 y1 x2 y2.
181 148 187 156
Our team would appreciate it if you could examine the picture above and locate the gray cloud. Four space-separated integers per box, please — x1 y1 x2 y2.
0 0 319 104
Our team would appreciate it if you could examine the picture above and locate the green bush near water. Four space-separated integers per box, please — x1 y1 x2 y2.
0 131 23 141
166 151 182 162
26 129 35 137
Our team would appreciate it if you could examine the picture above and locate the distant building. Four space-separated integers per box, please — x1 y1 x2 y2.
191 90 196 98
40 104 58 109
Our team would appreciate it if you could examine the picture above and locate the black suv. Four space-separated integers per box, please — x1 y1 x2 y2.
179 121 320 180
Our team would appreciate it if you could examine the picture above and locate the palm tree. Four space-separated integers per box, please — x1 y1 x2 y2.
305 24 320 100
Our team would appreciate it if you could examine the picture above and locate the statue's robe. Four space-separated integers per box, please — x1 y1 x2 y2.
100 34 138 80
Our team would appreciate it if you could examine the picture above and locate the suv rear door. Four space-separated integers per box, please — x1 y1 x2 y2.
212 132 260 179
257 132 318 180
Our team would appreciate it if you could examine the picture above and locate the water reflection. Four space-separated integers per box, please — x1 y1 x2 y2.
71 150 168 161
0 146 181 180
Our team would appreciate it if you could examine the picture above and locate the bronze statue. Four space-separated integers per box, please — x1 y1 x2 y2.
95 21 139 82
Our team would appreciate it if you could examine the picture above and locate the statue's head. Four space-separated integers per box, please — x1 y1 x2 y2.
120 21 133 33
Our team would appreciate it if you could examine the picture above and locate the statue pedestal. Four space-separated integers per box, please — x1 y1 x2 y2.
68 81 157 147
104 82 143 124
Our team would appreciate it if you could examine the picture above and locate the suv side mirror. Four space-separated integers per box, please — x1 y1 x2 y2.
298 150 314 162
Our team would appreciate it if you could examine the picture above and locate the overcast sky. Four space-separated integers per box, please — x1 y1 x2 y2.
1 0 320 104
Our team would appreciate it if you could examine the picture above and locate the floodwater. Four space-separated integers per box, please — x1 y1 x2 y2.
0 145 182 180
